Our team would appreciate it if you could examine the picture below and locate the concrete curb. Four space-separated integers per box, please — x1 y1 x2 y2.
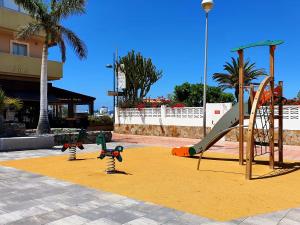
0 136 54 151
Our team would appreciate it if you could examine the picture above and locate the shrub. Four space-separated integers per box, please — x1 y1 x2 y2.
88 115 113 126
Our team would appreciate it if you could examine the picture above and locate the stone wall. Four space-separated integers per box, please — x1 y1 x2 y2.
115 124 300 146
26 129 112 146
114 124 210 139
53 131 112 146
225 128 300 146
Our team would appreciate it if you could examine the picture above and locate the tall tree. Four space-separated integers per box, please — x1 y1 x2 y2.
213 57 266 100
173 82 235 107
14 0 87 134
119 50 162 104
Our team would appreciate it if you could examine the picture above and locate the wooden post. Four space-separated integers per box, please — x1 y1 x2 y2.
197 152 204 170
278 81 284 165
238 50 244 165
68 100 74 118
269 46 276 169
89 102 94 116
250 84 255 161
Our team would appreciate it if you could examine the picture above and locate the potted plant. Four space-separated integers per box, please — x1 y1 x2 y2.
0 89 23 137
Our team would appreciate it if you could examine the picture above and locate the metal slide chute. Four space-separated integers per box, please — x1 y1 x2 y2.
172 103 249 157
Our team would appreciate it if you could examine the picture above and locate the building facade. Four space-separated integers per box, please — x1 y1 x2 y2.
0 0 95 128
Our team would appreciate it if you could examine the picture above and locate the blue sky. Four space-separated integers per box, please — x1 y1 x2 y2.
50 0 300 110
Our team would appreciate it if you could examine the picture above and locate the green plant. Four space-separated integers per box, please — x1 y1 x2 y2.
88 116 113 126
0 89 23 134
14 0 87 134
213 57 266 100
0 89 23 112
297 91 300 100
119 50 162 104
173 82 235 107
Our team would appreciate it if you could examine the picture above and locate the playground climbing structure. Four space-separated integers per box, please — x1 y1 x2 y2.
172 40 284 180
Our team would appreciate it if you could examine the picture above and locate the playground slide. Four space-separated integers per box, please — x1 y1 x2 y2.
172 103 249 157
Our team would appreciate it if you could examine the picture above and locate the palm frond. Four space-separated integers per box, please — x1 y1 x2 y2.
4 98 23 111
57 37 67 62
15 22 42 40
60 26 87 59
0 89 23 111
13 0 39 14
53 0 86 19
213 57 266 100
14 0 48 20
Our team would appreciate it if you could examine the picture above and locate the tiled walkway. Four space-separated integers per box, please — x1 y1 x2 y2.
0 135 300 224
0 166 214 225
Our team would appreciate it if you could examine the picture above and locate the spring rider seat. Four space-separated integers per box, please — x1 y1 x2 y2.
96 132 124 174
61 128 87 160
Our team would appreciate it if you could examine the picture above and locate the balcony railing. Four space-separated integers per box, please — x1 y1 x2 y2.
0 0 27 14
0 52 63 80
0 6 32 32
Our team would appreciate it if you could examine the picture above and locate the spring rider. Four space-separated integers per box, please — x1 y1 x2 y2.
96 132 124 174
61 128 87 160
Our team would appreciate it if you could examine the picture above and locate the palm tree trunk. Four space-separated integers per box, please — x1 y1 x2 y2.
36 44 50 135
235 88 239 102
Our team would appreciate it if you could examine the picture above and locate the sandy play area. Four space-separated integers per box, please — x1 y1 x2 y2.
1 146 300 221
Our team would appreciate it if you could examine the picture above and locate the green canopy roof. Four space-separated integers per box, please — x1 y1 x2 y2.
231 40 284 52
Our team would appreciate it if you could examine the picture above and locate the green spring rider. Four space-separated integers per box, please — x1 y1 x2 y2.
96 132 124 174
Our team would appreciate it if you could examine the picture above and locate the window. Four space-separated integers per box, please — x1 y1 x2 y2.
1 0 27 13
11 42 28 56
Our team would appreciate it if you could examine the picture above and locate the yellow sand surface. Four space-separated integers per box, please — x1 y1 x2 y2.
1 147 300 221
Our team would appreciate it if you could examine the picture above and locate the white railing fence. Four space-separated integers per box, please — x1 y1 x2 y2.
115 103 232 128
116 104 300 131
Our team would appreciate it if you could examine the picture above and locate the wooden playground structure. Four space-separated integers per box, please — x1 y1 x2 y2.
233 40 284 180
172 40 285 180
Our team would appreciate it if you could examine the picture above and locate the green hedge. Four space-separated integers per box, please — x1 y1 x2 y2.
88 115 113 126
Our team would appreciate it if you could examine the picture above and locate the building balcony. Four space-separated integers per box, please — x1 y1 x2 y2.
0 52 63 80
0 7 33 32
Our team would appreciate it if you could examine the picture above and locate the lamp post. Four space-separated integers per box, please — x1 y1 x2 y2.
116 63 125 109
106 51 125 118
201 0 214 137
106 62 115 114
106 50 117 117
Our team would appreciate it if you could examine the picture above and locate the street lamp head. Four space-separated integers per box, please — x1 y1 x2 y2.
201 0 214 13
106 64 113 69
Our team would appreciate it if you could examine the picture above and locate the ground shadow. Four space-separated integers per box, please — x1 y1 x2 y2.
69 158 95 161
191 155 300 179
253 162 300 180
108 170 132 175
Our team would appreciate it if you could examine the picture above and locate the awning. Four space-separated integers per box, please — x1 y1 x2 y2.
5 90 57 102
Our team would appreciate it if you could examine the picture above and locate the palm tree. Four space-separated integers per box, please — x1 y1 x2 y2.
0 89 23 135
14 0 87 135
213 57 266 100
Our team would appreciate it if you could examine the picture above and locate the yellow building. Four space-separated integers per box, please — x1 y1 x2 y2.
0 0 94 128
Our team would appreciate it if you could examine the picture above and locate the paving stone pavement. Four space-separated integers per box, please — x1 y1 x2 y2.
0 144 300 225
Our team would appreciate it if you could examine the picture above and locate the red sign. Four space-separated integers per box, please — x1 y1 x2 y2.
214 110 221 115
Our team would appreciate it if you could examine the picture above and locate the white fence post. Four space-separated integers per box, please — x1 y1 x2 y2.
161 105 166 119
114 107 119 124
